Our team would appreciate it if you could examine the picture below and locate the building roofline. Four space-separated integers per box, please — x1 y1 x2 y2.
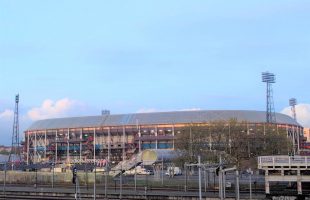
26 110 302 131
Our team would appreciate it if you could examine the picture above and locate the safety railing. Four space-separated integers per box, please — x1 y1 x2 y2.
258 156 310 169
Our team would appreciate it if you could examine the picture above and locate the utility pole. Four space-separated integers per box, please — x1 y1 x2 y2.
35 167 38 189
185 157 238 200
94 164 96 200
104 165 108 199
219 155 223 200
93 128 96 200
134 160 137 191
189 126 193 159
72 166 77 200
247 168 253 200
3 163 7 197
235 170 240 200
185 156 203 200
161 156 164 186
204 169 207 193
198 156 202 200
52 162 55 188
120 164 123 200
184 163 188 192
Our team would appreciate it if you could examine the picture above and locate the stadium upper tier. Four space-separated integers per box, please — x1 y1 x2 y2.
27 110 300 131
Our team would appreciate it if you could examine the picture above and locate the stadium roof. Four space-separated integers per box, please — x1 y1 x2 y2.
26 110 301 131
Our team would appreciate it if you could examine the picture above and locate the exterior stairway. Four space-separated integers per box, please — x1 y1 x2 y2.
109 152 142 177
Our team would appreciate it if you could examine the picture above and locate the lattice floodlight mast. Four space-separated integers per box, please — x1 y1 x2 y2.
8 94 21 163
289 98 297 121
262 72 276 124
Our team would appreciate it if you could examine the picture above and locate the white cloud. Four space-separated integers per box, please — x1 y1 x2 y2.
136 107 202 113
281 104 310 127
179 108 201 111
27 98 78 121
136 108 158 113
0 109 14 119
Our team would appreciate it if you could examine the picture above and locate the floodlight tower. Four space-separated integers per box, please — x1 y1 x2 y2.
289 98 297 121
8 94 21 162
262 72 276 123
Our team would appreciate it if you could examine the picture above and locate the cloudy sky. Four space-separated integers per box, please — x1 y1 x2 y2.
0 0 310 145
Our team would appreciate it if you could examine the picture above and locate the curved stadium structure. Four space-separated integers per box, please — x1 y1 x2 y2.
24 110 303 164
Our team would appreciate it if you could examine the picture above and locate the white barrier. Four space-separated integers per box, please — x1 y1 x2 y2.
71 159 108 167
258 156 310 168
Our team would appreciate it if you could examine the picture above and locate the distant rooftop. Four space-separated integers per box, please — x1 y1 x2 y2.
27 110 301 131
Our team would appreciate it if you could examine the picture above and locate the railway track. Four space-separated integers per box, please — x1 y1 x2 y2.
1 184 306 200
1 182 265 191
0 185 267 200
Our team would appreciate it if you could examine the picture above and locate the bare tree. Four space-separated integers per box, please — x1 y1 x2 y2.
174 120 292 168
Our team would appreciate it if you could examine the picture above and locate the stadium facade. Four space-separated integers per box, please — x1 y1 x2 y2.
24 110 303 164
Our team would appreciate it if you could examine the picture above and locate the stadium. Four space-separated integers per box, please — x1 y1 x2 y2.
24 110 303 165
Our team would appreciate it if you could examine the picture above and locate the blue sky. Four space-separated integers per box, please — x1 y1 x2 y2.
0 1 310 144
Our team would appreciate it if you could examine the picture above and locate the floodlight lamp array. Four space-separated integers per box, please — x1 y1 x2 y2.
15 94 19 103
289 98 297 106
262 72 276 83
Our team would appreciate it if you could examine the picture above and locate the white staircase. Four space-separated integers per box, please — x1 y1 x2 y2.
109 152 142 177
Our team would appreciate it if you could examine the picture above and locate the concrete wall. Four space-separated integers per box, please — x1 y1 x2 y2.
0 171 106 185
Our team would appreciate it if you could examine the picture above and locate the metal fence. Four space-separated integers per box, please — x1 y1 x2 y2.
0 162 265 200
